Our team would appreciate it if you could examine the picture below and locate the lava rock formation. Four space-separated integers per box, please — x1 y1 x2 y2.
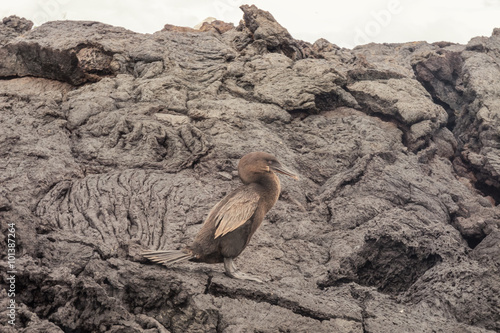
0 6 499 333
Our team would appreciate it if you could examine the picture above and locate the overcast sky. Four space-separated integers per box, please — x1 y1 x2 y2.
2 0 500 48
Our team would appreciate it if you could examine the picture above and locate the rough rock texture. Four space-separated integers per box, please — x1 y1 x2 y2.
0 6 499 333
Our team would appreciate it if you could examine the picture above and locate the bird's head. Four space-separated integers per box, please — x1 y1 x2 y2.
238 152 298 184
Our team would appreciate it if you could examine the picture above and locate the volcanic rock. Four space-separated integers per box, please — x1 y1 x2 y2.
0 6 499 333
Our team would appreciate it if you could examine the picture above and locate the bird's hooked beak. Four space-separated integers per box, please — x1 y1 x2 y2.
271 164 299 180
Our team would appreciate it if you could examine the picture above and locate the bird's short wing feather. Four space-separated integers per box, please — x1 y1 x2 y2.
209 189 260 239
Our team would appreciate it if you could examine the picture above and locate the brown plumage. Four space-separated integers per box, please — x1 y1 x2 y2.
142 151 298 282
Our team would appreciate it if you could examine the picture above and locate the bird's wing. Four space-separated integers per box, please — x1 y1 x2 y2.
208 188 261 239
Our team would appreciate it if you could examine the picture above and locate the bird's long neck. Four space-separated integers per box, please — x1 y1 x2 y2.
256 172 281 212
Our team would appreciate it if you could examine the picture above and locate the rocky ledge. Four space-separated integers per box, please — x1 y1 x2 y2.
0 6 499 333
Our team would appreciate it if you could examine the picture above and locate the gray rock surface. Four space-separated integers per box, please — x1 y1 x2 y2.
0 6 499 333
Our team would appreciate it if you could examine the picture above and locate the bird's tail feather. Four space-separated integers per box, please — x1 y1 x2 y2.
142 249 194 266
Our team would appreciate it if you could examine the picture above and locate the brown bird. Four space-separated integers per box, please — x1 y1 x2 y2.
142 152 298 282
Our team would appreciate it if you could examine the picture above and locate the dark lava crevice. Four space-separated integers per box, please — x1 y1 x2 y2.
464 234 486 249
453 156 500 206
0 74 22 81
473 177 500 207
319 236 444 296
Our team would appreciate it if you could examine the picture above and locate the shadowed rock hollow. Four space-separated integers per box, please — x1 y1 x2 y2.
0 6 499 332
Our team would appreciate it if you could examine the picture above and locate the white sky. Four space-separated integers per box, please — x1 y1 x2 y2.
2 0 500 48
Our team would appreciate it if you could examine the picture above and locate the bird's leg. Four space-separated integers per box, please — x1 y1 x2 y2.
224 257 263 283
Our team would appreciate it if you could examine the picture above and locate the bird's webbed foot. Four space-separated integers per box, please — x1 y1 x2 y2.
224 257 263 283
